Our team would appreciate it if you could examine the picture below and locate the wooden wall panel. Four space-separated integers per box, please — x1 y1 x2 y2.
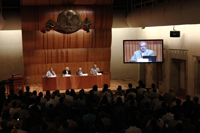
22 29 111 50
21 5 113 31
20 0 113 6
54 32 64 49
22 4 112 84
22 31 35 51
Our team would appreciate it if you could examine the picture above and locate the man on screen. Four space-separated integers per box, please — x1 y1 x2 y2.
129 41 154 62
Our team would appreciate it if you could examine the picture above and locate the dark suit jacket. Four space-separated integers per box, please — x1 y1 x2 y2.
62 70 71 75
76 71 85 75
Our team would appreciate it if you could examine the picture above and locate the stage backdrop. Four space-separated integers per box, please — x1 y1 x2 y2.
21 1 113 84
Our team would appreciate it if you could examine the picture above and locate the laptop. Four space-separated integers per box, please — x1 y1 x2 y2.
99 71 104 74
142 56 157 62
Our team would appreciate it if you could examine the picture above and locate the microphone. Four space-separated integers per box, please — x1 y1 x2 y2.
141 53 144 58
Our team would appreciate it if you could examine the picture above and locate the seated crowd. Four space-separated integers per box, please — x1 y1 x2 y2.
0 80 200 133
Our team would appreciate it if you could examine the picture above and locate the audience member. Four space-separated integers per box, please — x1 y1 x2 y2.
163 88 176 106
1 80 199 133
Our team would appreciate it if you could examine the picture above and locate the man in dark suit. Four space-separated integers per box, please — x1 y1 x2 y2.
76 67 85 75
62 67 71 76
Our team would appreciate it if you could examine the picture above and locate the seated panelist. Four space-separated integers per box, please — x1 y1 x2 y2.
46 67 56 77
62 67 71 76
76 67 85 75
90 64 100 75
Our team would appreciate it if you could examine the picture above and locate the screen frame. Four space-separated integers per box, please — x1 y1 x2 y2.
123 39 164 63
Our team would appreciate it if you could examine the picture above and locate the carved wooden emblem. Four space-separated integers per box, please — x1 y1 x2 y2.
45 10 92 33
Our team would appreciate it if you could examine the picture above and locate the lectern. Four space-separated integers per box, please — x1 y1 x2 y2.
8 74 24 95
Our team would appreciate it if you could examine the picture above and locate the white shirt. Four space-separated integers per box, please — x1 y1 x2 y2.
137 88 147 95
46 71 56 77
162 113 174 122
45 98 59 108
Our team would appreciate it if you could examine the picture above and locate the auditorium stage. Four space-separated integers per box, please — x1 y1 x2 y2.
25 79 139 94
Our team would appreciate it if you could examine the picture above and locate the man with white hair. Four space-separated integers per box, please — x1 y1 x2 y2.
62 67 71 76
130 41 154 62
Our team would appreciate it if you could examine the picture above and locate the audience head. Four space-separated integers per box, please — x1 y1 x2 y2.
65 90 70 95
12 101 17 108
56 90 60 95
89 90 94 95
103 84 108 90
59 97 64 103
193 96 199 103
18 90 23 95
35 96 41 104
10 89 14 94
26 86 30 92
138 80 143 86
81 89 85 95
79 89 85 96
46 90 50 96
185 95 191 101
101 95 108 105
128 94 134 100
33 90 37 96
151 83 156 88
70 89 76 96
128 83 132 88
53 91 57 96
144 92 149 98
130 99 135 106
169 88 174 92
93 85 98 91
39 92 43 97
117 85 122 91
176 98 182 105
116 97 123 106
